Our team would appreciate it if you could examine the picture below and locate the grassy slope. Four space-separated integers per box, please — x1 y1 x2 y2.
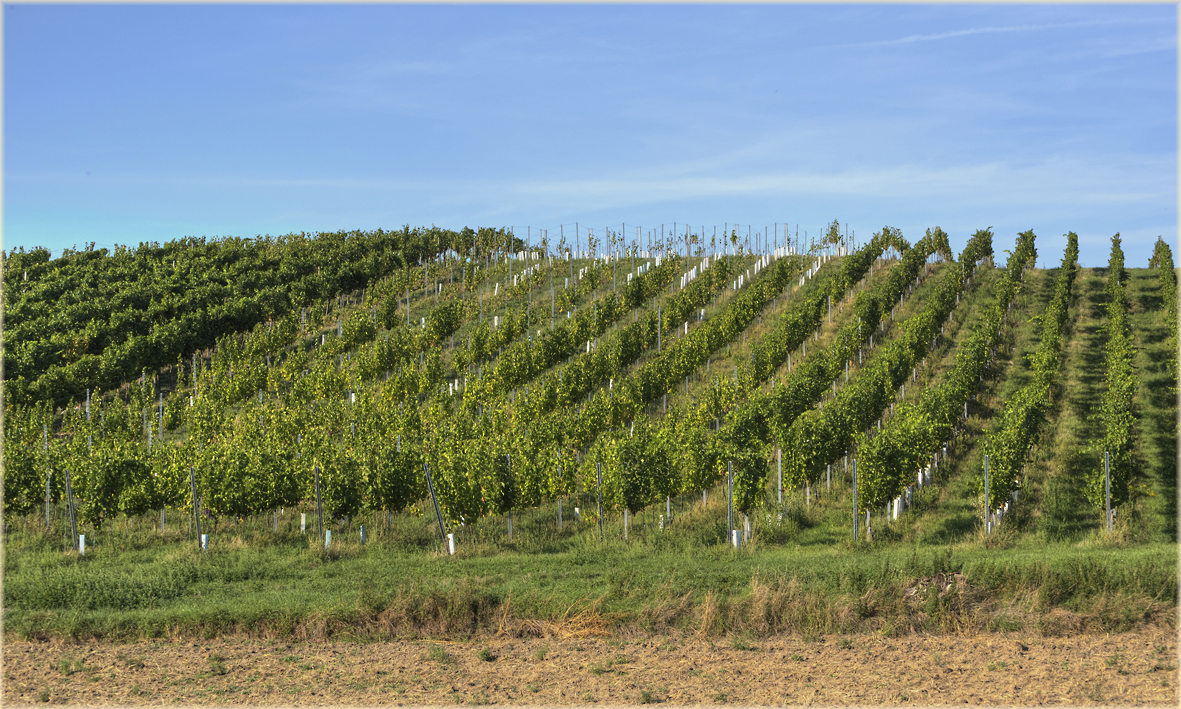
1126 266 1178 544
898 260 1043 546
4 260 1177 643
752 257 1010 548
1028 266 1114 541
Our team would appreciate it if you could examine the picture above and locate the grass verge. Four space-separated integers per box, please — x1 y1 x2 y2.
3 516 1174 642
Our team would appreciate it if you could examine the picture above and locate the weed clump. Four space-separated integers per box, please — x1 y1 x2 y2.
426 644 454 665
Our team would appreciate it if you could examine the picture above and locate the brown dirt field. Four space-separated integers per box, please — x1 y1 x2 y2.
2 631 1176 707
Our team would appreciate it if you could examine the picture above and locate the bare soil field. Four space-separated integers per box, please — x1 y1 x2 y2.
3 631 1176 706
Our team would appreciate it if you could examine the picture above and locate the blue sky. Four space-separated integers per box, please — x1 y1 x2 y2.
4 3 1176 267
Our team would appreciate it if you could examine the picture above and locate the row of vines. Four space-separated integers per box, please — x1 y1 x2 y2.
778 227 1005 507
15 223 1142 546
3 226 521 406
978 233 1079 511
1149 238 1177 391
1084 235 1139 510
3 231 781 526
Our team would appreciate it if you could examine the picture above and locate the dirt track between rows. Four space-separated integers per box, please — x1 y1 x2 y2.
3 631 1177 706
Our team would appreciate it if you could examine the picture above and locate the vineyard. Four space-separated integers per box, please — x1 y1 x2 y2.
1 223 1177 641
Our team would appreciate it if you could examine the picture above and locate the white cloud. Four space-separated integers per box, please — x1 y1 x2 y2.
826 17 1164 51
487 156 1174 214
13 151 1171 219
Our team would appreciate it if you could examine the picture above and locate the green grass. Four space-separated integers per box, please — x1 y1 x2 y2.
1033 266 1112 541
997 266 1178 546
3 510 1174 641
1126 265 1178 543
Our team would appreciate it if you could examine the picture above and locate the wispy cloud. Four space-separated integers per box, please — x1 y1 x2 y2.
14 152 1170 212
1098 34 1176 59
827 18 1158 51
492 156 1174 212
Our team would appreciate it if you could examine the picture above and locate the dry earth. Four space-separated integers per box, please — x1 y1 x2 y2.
3 631 1177 706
